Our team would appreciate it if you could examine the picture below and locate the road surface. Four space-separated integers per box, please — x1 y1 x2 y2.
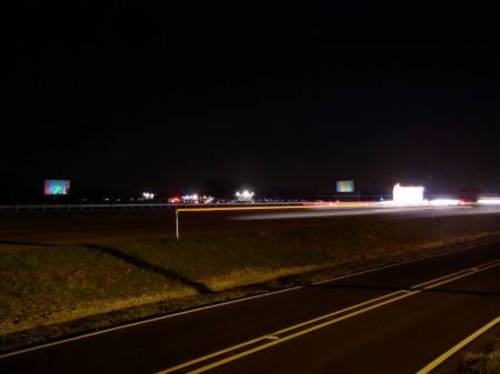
1 242 499 373
1 204 500 243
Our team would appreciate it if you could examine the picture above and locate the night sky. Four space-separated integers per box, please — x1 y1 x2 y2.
3 4 500 201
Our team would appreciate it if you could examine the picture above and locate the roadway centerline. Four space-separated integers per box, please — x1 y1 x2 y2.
156 258 500 374
1 243 490 360
157 291 406 374
187 292 420 374
409 257 500 289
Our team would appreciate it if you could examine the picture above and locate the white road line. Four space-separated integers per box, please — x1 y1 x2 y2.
0 244 496 360
156 259 500 373
417 316 500 374
0 286 302 359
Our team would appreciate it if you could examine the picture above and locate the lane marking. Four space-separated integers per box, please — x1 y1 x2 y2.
420 261 500 291
311 244 490 286
1 245 498 360
410 268 473 289
417 316 500 374
266 336 280 341
187 292 419 374
157 291 406 374
157 259 500 374
0 287 301 359
410 257 500 289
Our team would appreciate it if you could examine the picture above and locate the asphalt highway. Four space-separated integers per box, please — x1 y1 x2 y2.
1 242 499 373
1 204 500 243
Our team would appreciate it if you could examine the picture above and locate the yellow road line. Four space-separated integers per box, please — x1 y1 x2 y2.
188 263 500 373
157 291 405 374
417 316 500 374
410 268 473 289
188 292 419 374
411 258 500 289
1 244 483 360
420 260 500 291
157 259 500 374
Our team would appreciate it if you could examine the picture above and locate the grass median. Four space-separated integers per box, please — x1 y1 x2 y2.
2 213 500 351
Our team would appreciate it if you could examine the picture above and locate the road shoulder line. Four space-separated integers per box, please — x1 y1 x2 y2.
0 243 494 360
156 259 500 373
417 316 500 374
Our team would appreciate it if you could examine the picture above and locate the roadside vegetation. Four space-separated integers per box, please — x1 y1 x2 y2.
460 332 500 373
2 213 500 351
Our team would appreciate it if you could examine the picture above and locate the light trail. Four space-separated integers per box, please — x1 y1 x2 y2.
232 205 500 221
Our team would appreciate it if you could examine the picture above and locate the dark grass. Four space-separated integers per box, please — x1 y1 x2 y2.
1 213 500 352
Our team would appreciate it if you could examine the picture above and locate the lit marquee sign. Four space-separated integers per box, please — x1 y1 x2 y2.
336 180 354 193
44 180 71 195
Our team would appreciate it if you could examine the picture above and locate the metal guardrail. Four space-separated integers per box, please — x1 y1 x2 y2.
0 203 176 212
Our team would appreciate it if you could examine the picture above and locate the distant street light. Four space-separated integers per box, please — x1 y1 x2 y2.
142 192 155 200
235 190 255 202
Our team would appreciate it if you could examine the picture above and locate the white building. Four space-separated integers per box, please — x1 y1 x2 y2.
392 183 425 205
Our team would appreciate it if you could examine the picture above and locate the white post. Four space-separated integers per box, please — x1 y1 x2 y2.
175 209 180 240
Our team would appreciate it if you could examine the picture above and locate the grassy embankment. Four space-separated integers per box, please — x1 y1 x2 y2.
2 214 500 350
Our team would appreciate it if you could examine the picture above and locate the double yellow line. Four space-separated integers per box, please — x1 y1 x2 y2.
157 258 500 373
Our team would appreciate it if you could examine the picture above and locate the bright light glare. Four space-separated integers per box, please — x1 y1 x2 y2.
478 198 500 205
199 195 214 204
142 192 155 200
181 194 214 204
392 184 425 205
235 190 255 202
182 194 199 203
429 199 461 206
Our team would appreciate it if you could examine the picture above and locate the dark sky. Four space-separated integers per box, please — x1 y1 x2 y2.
3 3 500 201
